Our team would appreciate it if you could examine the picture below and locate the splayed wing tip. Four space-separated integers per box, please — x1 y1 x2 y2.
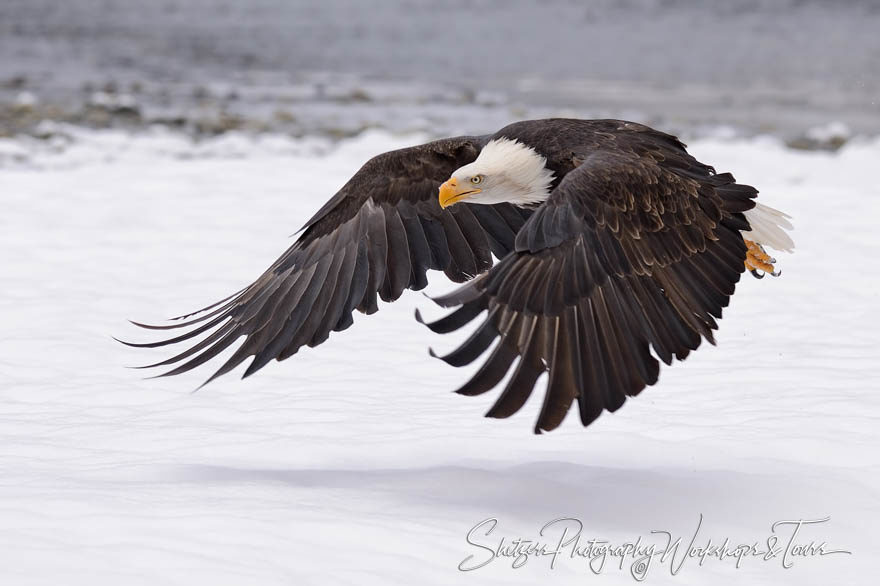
127 363 154 370
167 286 248 321
114 335 151 349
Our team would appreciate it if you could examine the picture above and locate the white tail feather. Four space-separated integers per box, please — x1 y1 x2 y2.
743 202 795 253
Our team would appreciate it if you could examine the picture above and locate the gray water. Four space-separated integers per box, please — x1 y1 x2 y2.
1 0 878 143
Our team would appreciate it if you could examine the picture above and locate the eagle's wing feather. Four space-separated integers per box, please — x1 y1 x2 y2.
125 136 532 383
425 134 757 433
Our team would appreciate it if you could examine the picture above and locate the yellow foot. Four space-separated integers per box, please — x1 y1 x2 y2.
744 239 780 278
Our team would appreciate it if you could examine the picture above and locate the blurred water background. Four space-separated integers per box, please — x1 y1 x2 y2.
1 0 877 149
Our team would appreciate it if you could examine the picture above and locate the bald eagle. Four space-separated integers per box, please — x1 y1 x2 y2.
124 119 794 433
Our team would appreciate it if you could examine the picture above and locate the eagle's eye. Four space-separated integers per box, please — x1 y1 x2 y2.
470 175 483 185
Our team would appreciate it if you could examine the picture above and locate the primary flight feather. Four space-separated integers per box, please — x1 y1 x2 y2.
123 118 793 433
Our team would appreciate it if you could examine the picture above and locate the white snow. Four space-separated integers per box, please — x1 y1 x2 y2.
1 129 878 585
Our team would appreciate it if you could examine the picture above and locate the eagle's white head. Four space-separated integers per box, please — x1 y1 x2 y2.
439 138 555 209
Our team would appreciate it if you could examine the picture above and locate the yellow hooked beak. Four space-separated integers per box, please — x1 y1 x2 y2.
438 177 481 209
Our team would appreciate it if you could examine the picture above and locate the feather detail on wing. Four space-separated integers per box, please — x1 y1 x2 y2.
423 130 757 433
122 136 532 384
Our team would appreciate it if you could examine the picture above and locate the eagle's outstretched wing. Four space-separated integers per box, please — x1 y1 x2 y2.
422 137 757 433
123 136 532 383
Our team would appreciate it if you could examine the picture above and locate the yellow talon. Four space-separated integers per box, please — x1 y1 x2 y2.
744 239 777 276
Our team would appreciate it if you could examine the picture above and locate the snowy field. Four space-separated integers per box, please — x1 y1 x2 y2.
1 129 878 584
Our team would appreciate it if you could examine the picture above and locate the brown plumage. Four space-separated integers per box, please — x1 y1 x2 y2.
124 118 777 433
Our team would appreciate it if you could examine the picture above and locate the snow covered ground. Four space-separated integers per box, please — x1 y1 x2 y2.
1 129 878 585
